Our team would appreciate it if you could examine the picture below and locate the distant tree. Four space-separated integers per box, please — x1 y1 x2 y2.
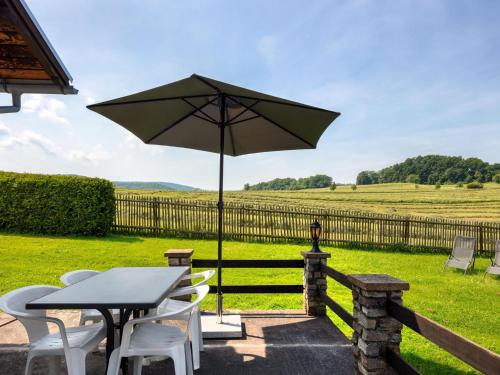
245 174 333 191
493 173 500 184
466 181 483 189
351 184 357 191
435 183 441 190
356 155 498 185
456 182 463 188
330 182 337 191
405 174 420 184
243 183 250 191
356 171 379 185
415 184 419 189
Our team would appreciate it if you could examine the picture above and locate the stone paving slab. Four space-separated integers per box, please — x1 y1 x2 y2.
0 310 353 375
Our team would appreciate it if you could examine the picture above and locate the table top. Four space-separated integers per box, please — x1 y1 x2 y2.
26 267 189 310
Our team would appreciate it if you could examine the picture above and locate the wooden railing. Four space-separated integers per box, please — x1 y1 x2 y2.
320 264 353 329
113 194 500 255
320 264 500 375
387 300 500 375
191 259 304 294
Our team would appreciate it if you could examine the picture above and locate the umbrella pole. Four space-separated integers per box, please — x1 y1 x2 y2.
216 94 226 324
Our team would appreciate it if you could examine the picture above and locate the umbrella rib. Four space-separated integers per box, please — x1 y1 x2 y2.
226 115 261 126
226 106 237 155
231 94 340 115
226 99 260 124
87 94 214 109
192 74 222 93
145 96 219 144
182 98 218 123
228 95 316 149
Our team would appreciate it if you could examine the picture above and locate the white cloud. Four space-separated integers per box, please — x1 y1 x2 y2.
0 130 59 156
0 123 11 137
23 95 70 125
69 144 112 165
84 96 97 105
0 127 113 166
257 35 278 65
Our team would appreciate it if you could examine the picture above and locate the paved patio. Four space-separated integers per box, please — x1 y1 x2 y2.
0 310 353 375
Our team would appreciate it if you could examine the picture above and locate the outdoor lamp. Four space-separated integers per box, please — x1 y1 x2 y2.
310 220 322 253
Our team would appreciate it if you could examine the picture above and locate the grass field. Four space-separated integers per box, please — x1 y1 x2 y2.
1 233 498 374
116 182 500 222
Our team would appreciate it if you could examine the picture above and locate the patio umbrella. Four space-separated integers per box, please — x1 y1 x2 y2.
87 74 340 322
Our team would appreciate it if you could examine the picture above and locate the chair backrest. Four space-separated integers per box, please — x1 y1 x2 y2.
494 240 500 265
60 269 100 286
452 236 476 261
181 269 216 287
0 285 60 343
118 285 210 360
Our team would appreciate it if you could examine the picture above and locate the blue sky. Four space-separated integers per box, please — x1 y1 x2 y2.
1 0 499 189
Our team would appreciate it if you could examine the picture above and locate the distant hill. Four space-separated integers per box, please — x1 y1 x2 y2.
113 181 198 191
356 155 500 185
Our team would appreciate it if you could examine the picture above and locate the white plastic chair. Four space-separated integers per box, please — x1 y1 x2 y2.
0 285 106 375
106 285 210 375
148 270 215 370
60 270 120 325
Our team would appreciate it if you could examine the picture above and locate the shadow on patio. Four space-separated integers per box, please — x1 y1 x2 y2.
0 310 353 375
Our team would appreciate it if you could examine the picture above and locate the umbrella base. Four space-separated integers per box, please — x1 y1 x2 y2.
201 314 243 339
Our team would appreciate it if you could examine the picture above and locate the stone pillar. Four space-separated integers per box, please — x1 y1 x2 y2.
347 274 409 375
301 250 331 316
165 249 194 301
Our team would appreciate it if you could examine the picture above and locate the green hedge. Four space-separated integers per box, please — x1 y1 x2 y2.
0 172 115 236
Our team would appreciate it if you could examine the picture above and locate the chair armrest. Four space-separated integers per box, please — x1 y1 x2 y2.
17 314 73 368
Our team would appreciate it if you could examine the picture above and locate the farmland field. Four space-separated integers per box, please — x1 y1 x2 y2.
1 233 498 374
116 183 500 222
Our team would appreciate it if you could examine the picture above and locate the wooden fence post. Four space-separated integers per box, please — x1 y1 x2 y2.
479 224 484 255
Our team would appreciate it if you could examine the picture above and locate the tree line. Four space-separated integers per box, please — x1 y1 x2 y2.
356 155 500 185
244 174 333 191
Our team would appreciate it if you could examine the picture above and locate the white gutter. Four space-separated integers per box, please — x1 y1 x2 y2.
0 92 21 114
0 80 78 113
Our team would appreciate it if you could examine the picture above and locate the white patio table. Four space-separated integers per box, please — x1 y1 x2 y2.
26 267 189 374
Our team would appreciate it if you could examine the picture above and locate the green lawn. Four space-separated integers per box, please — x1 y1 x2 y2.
0 233 498 374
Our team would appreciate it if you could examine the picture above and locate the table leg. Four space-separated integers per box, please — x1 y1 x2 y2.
97 309 115 371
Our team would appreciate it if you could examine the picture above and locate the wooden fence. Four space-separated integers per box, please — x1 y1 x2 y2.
113 194 500 254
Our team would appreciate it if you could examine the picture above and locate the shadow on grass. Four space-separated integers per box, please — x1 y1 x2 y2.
0 230 144 243
404 352 477 375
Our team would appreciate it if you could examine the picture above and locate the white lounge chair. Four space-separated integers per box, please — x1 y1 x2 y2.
0 285 106 375
60 269 120 325
484 240 500 278
106 285 210 375
443 236 476 274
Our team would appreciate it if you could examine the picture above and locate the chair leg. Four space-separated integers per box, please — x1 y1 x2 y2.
67 349 86 375
132 356 143 375
24 352 35 375
197 310 204 351
190 313 200 370
172 345 186 375
185 341 194 375
47 356 61 375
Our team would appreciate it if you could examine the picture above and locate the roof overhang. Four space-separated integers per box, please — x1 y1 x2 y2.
0 0 77 112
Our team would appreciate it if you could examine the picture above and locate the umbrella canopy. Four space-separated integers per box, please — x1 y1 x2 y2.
88 74 340 321
87 74 339 156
